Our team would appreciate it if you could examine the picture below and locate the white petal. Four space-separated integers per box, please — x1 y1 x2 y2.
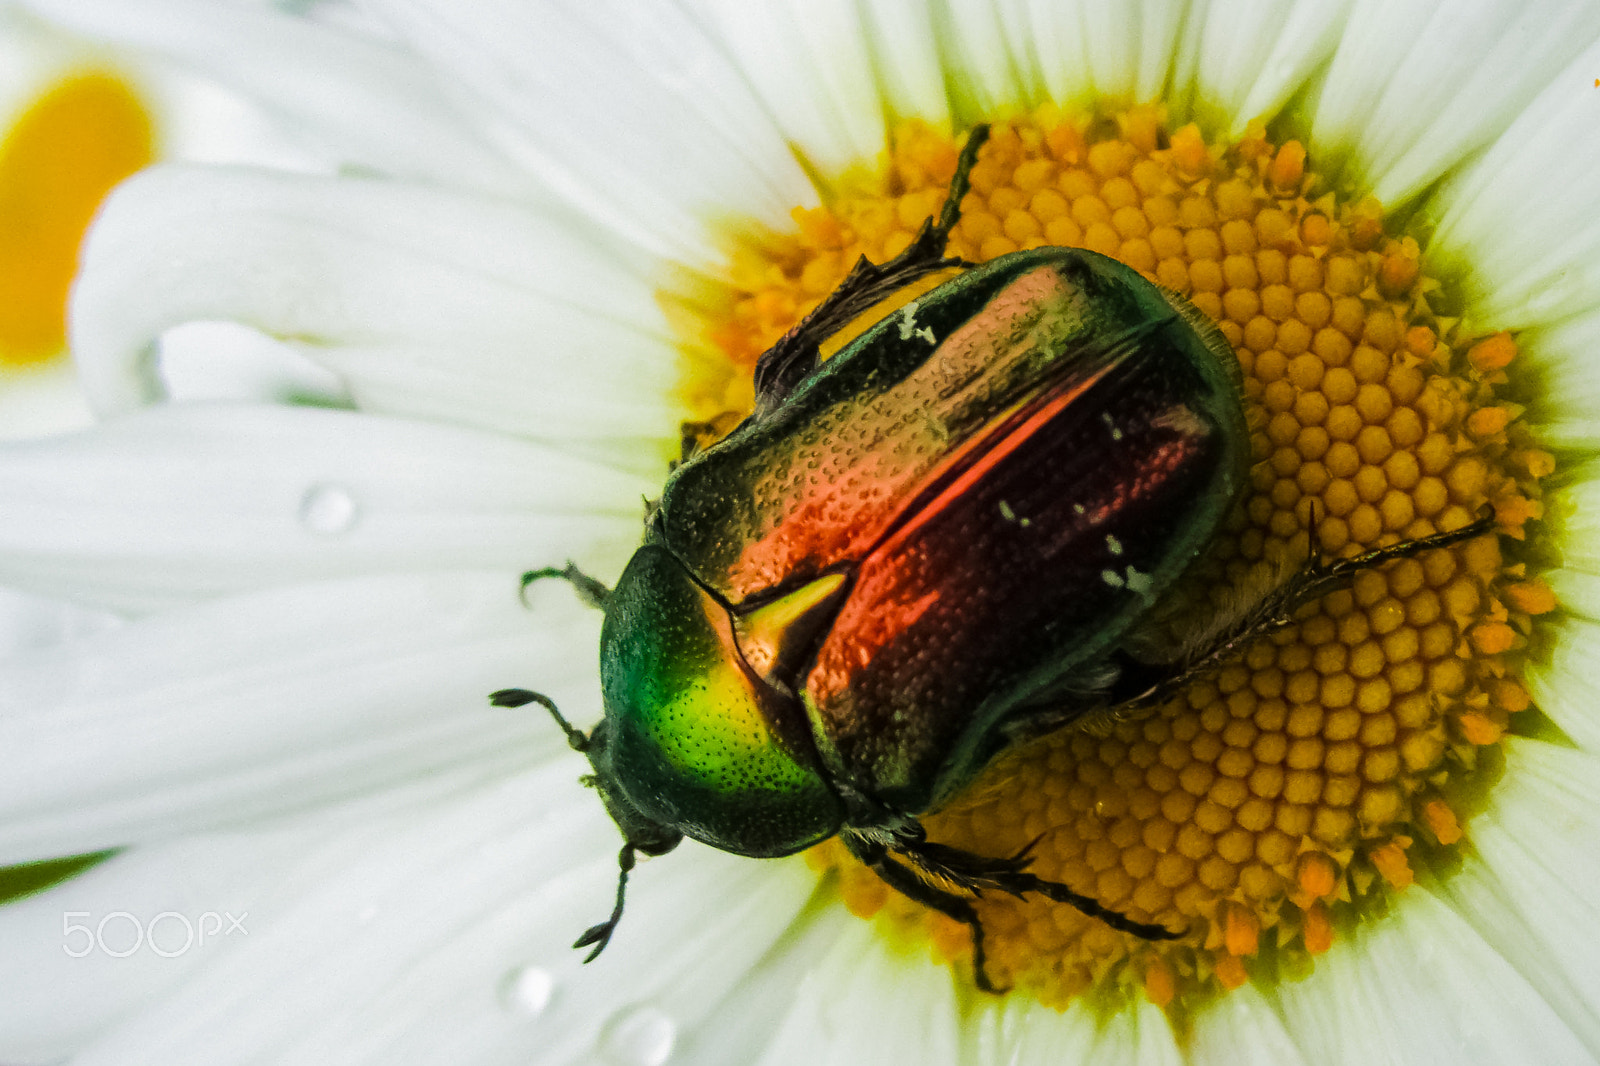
0 814 366 1063
0 586 121 656
1023 0 1187 108
933 0 1030 117
1309 0 1600 208
976 996 1181 1066
74 166 681 471
1274 883 1589 1066
685 0 886 177
356 0 818 267
751 912 962 1066
1177 0 1353 134
1521 310 1600 447
1431 36 1600 330
0 359 93 441
1547 466 1600 580
1431 738 1600 1058
857 0 950 127
16 0 525 193
0 569 604 862
0 404 650 610
44 765 819 1066
1188 985 1311 1066
1525 614 1600 751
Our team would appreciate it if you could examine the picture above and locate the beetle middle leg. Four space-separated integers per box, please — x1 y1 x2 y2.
842 826 1181 993
841 830 1005 993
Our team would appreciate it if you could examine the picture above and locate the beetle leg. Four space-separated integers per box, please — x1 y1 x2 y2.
520 561 612 611
751 125 992 412
572 843 637 962
841 830 1005 994
1109 505 1498 712
891 834 1183 942
487 688 592 754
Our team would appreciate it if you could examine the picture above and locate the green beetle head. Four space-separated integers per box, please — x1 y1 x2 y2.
590 544 847 858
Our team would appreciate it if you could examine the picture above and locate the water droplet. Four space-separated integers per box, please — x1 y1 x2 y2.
599 1004 676 1066
299 483 358 535
500 965 555 1017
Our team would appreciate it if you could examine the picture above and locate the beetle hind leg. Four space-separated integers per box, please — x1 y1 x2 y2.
1106 506 1498 714
751 124 992 412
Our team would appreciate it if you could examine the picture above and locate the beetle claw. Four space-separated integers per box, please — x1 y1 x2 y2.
573 920 618 962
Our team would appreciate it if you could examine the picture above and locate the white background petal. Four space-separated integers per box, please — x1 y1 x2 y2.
15 0 526 192
1431 36 1600 330
1176 0 1352 134
857 0 951 126
686 0 886 178
1188 985 1312 1066
0 404 650 610
1024 0 1186 109
74 166 682 472
0 570 604 862
751 912 962 1066
12 764 822 1066
0 819 333 1063
354 0 819 267
1308 0 1600 208
976 996 1181 1066
1274 884 1590 1065
1520 311 1600 446
1433 739 1600 1060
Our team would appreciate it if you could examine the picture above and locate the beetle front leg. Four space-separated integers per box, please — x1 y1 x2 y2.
520 561 612 611
841 830 1004 994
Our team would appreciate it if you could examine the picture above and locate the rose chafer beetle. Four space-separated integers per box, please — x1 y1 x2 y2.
493 125 1494 991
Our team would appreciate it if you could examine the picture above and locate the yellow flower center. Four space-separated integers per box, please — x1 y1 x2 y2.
0 71 153 365
675 106 1551 1012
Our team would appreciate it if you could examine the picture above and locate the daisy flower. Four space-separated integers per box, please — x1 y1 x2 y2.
3 0 1600 1063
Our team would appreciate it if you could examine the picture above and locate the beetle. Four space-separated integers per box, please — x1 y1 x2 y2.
492 125 1495 991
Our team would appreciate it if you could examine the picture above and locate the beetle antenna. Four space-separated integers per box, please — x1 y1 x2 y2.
520 562 612 611
573 843 636 962
487 689 591 753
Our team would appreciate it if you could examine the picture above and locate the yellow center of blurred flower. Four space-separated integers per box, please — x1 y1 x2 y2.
676 107 1551 1012
0 71 153 365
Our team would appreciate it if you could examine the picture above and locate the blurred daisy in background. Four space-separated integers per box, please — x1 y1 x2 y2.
1 1 1599 1064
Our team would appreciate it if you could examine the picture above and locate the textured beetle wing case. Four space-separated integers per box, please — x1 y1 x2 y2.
656 249 1249 814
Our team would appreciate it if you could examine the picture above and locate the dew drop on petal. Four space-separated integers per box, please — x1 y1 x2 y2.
599 1004 676 1066
299 483 359 535
499 964 555 1018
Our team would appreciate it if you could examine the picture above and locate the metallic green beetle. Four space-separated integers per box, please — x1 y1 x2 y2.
493 126 1494 991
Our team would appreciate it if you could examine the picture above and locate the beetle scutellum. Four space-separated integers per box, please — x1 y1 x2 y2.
492 125 1494 993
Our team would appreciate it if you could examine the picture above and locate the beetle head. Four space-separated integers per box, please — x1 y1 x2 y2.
595 544 848 858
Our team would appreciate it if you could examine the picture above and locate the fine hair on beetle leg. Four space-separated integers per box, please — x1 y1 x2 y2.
841 830 1003 994
891 834 1182 941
